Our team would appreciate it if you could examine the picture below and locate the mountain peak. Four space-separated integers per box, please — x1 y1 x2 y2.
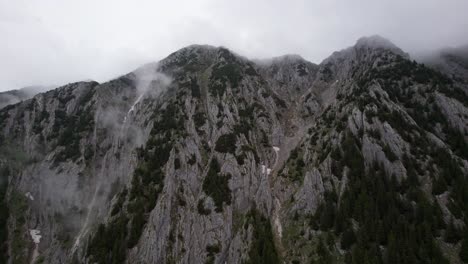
355 35 407 57
355 35 395 48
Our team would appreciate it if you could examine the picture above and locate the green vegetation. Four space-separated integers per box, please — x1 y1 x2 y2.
0 104 14 125
197 199 211 215
87 101 185 263
193 110 206 132
363 56 451 89
382 144 398 162
311 131 451 264
460 236 468 262
202 158 231 212
189 77 201 98
0 168 9 264
53 87 96 163
282 148 306 182
32 109 50 134
0 147 32 263
205 244 220 264
296 63 308 76
244 209 280 264
87 215 129 263
214 133 237 154
209 51 243 96
9 190 29 264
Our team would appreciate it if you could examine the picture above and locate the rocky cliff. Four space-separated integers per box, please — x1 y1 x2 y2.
1 36 467 264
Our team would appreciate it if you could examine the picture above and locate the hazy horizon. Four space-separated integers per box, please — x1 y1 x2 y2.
1 0 468 91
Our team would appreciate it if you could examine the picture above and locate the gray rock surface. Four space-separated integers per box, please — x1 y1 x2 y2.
0 36 467 264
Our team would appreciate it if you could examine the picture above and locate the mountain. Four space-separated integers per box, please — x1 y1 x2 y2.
0 85 54 110
419 45 468 86
0 36 467 264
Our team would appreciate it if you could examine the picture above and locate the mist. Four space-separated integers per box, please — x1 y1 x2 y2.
1 0 468 91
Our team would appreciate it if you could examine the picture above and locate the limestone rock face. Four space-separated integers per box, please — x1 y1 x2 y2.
1 36 467 264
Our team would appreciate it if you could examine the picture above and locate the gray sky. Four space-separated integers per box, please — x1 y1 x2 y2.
1 0 468 91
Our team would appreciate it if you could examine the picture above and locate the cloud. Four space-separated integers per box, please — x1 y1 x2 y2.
1 0 468 91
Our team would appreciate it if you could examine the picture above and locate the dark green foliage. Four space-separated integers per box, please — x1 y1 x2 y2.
272 95 287 108
209 53 243 96
283 148 307 182
432 175 448 195
317 191 337 230
87 101 184 262
314 129 450 263
330 147 344 179
53 87 96 163
174 158 181 170
382 144 398 162
205 244 220 264
0 105 14 125
188 154 197 165
364 56 451 88
235 145 260 166
315 237 333 264
320 64 333 82
126 104 182 247
378 108 416 141
245 64 258 76
83 145 94 163
162 49 198 70
193 111 206 129
215 133 237 154
341 132 364 180
110 189 127 216
0 170 9 264
189 77 201 98
32 109 50 134
340 228 356 250
460 237 468 262
87 215 129 264
296 63 308 76
197 199 211 215
202 159 231 212
439 85 468 108
444 128 468 160
431 146 468 222
368 128 381 140
244 209 280 264
444 219 462 244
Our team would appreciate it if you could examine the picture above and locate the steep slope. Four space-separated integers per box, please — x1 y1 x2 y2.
0 36 467 264
0 86 53 110
420 45 468 86
277 36 468 264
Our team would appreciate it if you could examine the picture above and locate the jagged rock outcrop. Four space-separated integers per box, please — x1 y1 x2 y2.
0 36 467 264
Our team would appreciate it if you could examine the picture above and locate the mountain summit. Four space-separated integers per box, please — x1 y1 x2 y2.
0 36 467 264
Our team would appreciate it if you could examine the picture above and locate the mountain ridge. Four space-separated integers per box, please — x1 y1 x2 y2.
0 35 467 264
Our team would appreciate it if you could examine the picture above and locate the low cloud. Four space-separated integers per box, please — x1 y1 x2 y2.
1 0 467 91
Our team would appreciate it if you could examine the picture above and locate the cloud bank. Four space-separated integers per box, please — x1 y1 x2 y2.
1 0 467 91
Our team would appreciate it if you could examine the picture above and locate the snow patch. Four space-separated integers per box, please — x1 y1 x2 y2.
29 229 41 244
272 146 280 152
261 165 272 175
25 192 34 201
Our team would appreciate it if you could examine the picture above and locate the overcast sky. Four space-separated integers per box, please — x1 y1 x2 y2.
1 0 468 91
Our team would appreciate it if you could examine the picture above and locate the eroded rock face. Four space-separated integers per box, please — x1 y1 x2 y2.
1 36 467 264
0 86 53 110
